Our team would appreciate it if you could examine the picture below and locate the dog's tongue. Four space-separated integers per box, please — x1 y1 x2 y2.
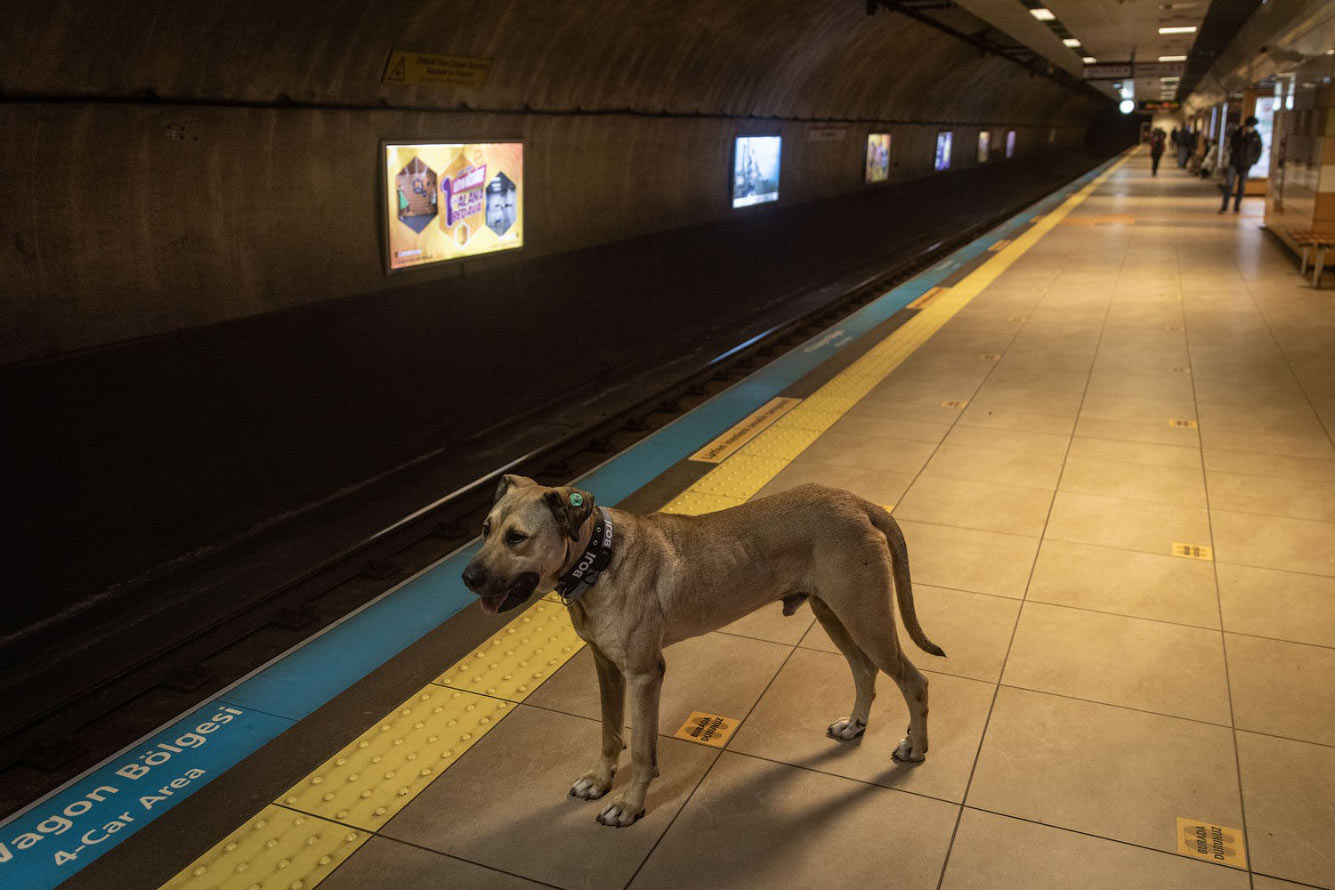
479 594 507 614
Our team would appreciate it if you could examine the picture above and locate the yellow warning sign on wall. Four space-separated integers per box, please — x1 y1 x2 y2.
673 711 739 748
1176 817 1246 867
690 397 800 463
382 51 492 88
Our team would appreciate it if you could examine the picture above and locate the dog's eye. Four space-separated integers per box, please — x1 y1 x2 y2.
481 521 491 538
505 530 527 546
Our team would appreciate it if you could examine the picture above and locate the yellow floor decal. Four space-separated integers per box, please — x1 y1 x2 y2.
160 805 366 890
1169 418 1198 428
689 396 801 463
160 151 1132 890
673 712 740 748
1176 817 1247 868
1172 543 1214 561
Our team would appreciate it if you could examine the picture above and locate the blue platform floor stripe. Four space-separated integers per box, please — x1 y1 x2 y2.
0 155 1118 890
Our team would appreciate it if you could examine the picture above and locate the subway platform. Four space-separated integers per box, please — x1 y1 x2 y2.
20 149 1335 890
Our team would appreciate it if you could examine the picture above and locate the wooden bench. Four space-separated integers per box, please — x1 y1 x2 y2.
1290 230 1335 287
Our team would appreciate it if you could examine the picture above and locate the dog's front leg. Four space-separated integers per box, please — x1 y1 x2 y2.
570 649 624 800
596 655 663 827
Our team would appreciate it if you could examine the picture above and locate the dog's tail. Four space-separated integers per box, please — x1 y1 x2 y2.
867 505 945 657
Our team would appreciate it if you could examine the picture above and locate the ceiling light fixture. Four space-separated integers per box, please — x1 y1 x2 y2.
1083 56 1097 64
1158 26 1198 34
1158 55 1187 62
1062 38 1081 47
1030 7 1056 21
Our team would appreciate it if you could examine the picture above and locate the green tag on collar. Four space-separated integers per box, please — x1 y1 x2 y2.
569 492 584 507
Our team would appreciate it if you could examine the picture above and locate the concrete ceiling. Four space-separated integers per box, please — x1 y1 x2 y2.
955 0 1216 103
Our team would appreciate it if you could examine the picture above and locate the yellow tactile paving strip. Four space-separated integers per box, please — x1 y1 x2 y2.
434 598 585 700
279 688 511 830
159 805 366 890
160 153 1129 890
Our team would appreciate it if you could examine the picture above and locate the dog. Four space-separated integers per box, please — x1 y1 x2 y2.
461 475 944 827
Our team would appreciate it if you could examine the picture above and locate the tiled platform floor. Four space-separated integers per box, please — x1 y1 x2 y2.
268 159 1335 888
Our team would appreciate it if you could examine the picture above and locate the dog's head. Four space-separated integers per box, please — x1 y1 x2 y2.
460 474 596 614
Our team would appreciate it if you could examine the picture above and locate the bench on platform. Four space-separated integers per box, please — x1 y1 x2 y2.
1289 229 1335 288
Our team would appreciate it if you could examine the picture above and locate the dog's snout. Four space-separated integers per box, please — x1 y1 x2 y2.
462 563 487 591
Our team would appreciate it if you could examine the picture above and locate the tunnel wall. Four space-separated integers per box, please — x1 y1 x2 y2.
1 0 1105 364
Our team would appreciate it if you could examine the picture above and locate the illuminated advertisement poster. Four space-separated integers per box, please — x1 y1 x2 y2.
1250 96 1276 179
865 133 891 183
977 130 991 163
934 131 952 171
1006 130 1016 158
733 135 781 208
384 141 523 271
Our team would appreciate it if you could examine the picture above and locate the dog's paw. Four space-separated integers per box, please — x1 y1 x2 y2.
596 798 645 828
826 718 866 741
892 736 926 763
569 772 613 801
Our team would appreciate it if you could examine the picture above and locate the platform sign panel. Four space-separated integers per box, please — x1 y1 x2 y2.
0 702 290 890
1006 130 1016 158
732 135 781 208
934 131 952 171
384 141 524 271
1251 95 1276 180
865 133 891 183
978 130 991 163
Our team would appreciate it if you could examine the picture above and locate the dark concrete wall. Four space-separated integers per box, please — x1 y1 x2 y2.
1 0 1103 364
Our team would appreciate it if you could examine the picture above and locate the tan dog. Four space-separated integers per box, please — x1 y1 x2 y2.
461 475 944 827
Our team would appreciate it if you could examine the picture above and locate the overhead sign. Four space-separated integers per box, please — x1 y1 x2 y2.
382 51 492 88
1140 100 1182 111
1084 61 1184 81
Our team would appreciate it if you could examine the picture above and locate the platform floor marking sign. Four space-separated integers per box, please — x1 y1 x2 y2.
940 400 969 409
1169 418 1198 428
1176 817 1246 867
908 287 947 309
381 50 492 87
1172 542 1214 560
690 396 801 463
673 712 739 748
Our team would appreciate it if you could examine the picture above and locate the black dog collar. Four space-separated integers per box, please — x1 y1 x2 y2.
555 507 613 606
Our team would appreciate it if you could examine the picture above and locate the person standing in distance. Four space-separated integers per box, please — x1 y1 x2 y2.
1220 116 1264 214
1150 128 1166 176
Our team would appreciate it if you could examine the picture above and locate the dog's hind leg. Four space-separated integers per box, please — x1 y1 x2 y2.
810 597 877 741
570 647 624 801
834 573 931 763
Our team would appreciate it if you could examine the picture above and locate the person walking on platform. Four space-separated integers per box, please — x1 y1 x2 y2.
1150 128 1166 176
1220 116 1263 213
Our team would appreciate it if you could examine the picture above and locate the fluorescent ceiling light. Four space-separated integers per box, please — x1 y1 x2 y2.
1083 56 1097 64
1158 55 1187 62
1062 38 1081 47
1158 26 1198 34
1029 7 1056 21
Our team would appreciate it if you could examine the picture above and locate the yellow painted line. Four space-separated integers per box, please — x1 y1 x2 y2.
689 396 801 463
159 805 367 890
160 152 1132 890
988 239 1012 251
1176 816 1246 867
1172 542 1213 561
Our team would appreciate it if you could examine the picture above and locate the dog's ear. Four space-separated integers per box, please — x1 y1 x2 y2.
494 474 537 504
543 487 596 540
